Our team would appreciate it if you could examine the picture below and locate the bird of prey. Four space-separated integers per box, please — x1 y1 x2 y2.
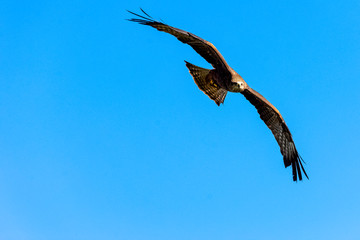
127 9 308 181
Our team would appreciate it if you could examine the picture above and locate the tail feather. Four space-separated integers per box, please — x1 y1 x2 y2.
185 61 227 106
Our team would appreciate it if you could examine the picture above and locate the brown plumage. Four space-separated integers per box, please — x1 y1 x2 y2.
127 9 308 181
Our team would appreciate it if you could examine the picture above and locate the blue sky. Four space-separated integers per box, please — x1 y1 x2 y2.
1 0 360 239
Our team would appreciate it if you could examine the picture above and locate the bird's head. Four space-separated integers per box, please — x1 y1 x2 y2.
230 73 247 92
232 80 247 92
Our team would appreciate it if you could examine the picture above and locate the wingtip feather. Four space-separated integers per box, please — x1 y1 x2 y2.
126 9 155 22
286 149 308 182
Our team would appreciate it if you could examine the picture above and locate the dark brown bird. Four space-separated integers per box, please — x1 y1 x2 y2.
127 9 308 181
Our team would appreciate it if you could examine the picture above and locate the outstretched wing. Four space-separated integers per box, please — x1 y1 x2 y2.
127 9 231 76
242 87 308 181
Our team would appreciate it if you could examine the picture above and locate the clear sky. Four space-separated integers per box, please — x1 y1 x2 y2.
1 0 360 239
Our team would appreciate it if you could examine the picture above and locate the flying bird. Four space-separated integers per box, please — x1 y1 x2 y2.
127 9 308 181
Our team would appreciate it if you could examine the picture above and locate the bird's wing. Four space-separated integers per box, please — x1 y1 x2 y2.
127 9 231 76
241 87 308 181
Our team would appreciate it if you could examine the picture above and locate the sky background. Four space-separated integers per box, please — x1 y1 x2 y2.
1 0 360 239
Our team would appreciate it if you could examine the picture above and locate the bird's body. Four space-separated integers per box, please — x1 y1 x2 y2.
127 9 308 181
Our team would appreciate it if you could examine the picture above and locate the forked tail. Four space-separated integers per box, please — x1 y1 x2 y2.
185 61 227 106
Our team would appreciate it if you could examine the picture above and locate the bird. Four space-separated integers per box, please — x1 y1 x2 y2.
127 9 308 181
